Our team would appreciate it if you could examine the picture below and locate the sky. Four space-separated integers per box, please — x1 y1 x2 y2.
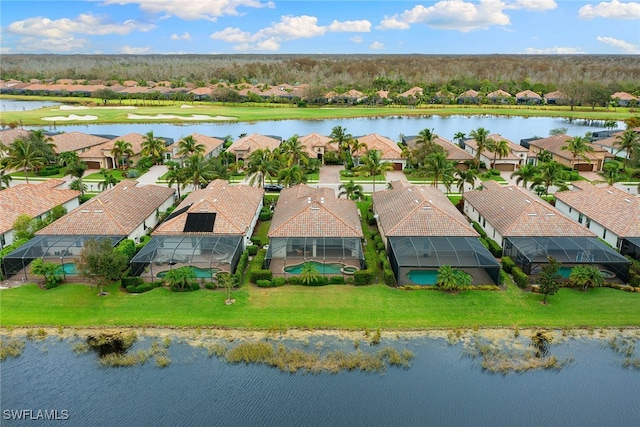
0 0 639 55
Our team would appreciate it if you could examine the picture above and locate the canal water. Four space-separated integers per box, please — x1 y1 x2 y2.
1 330 639 427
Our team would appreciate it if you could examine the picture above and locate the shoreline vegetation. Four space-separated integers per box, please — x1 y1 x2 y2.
0 94 635 126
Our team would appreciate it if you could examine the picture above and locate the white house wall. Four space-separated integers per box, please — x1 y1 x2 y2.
554 199 620 248
463 200 504 246
245 199 263 249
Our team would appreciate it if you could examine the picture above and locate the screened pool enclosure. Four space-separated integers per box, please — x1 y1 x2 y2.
387 236 501 286
265 237 364 275
503 236 630 281
2 235 124 280
129 235 244 279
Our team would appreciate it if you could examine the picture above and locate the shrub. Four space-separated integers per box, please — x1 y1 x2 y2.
287 276 301 285
135 235 151 252
354 269 375 286
485 238 503 257
235 250 250 277
501 256 515 274
121 276 144 288
302 276 330 286
247 245 258 256
272 277 286 287
499 269 509 285
126 282 161 293
256 279 274 287
383 267 397 287
259 211 272 221
126 169 140 178
116 239 136 262
329 276 345 284
45 276 62 289
512 267 529 288
171 282 200 292
249 269 272 283
472 222 487 238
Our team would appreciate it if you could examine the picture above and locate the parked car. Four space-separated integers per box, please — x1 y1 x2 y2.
264 184 284 192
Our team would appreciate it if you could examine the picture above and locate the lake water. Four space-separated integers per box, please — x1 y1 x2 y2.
2 330 639 427
29 114 621 145
0 99 62 112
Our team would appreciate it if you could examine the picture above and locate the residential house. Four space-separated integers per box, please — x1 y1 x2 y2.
130 180 264 278
527 134 609 171
165 133 225 164
398 87 424 103
372 181 500 285
457 89 480 104
486 90 512 104
463 134 528 171
226 133 282 162
298 133 335 163
0 180 80 249
544 91 569 105
515 90 542 105
555 181 640 259
611 92 638 107
404 135 474 170
432 90 455 104
79 132 166 170
49 132 111 155
0 129 31 157
354 133 405 170
464 181 629 280
265 184 364 275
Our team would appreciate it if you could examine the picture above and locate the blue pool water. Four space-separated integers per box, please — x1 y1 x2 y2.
407 270 439 285
156 267 220 279
284 261 345 275
558 266 574 279
55 263 77 275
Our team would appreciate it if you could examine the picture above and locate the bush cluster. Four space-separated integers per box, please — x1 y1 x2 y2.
501 256 515 274
512 267 529 288
354 269 376 286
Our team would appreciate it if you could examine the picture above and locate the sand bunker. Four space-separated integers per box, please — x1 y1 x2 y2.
127 113 236 121
59 105 89 110
180 104 194 108
42 114 98 121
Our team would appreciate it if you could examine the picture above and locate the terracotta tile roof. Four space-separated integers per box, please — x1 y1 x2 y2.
528 135 607 161
154 180 263 236
355 134 402 160
79 133 151 159
555 182 640 238
464 133 525 160
372 181 478 237
36 180 175 236
0 129 31 146
0 181 80 235
298 133 334 157
464 181 595 237
487 90 512 98
544 91 568 100
405 135 474 162
516 90 542 99
167 133 225 158
376 90 389 99
269 184 363 238
458 89 479 98
50 132 110 154
611 92 637 101
399 87 424 97
227 133 281 155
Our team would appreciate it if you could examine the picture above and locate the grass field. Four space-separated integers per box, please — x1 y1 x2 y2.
1 280 639 329
0 95 634 126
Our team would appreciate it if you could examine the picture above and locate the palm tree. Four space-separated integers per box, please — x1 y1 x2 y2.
58 151 79 167
598 161 621 186
569 265 604 292
278 165 306 187
299 262 320 285
183 154 218 190
436 266 458 291
69 178 87 195
416 128 437 148
164 266 197 291
141 131 167 165
359 149 393 193
510 164 538 188
418 151 456 190
614 129 639 160
348 138 368 167
1 138 46 183
338 180 364 200
487 138 510 169
279 135 309 168
329 126 352 167
537 149 553 164
453 131 466 147
455 168 477 197
177 135 206 158
27 130 56 165
111 139 134 170
533 161 564 195
165 163 187 198
469 127 490 169
0 168 12 190
246 148 279 188
65 160 88 196
98 169 119 191
561 135 594 170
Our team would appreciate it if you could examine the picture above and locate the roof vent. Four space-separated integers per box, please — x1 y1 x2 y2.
415 199 419 204
423 205 431 210
311 206 320 210
525 199 531 203
93 209 103 213
624 198 632 203
80 209 89 213
527 213 537 216
546 213 555 216
213 199 218 203
320 197 325 204
307 197 311 203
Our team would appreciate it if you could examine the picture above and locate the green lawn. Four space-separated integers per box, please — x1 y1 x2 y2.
9 171 66 179
1 281 638 329
84 169 127 181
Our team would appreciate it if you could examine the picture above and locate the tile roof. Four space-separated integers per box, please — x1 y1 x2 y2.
555 181 640 238
355 134 402 160
464 133 526 160
227 133 281 155
372 181 478 237
153 180 263 236
0 129 31 146
399 87 423 97
36 180 175 236
79 133 151 159
487 90 512 98
298 133 334 157
50 132 110 154
611 92 638 101
516 90 542 99
405 135 474 162
458 89 479 98
167 133 225 158
268 184 363 238
0 180 80 235
544 91 568 100
464 180 595 237
528 134 608 161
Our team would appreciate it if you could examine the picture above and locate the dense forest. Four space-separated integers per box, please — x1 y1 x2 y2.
2 54 639 95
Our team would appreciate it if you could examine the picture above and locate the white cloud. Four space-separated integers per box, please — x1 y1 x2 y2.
7 13 155 38
507 0 557 11
521 46 585 54
370 41 385 50
351 35 363 43
579 0 640 19
104 0 275 22
16 36 90 53
170 32 191 40
211 14 371 51
596 36 640 53
378 16 411 30
121 45 152 54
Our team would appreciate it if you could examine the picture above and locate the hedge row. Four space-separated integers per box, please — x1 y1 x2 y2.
512 266 529 288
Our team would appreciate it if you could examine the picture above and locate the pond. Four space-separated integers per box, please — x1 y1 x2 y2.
1 99 62 111
1 329 639 426
27 114 622 146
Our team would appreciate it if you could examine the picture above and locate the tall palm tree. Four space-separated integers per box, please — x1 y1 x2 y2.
58 151 79 167
533 161 564 195
614 129 639 160
65 160 88 196
453 131 466 147
338 180 364 200
98 169 119 191
416 128 437 149
1 138 46 183
111 139 134 170
0 168 12 190
418 151 456 190
277 165 306 187
561 135 594 170
598 161 621 186
246 148 279 188
27 130 56 165
510 164 538 187
359 149 393 193
487 138 510 169
183 154 219 190
348 138 368 167
165 164 188 198
279 135 308 168
329 126 352 167
469 127 490 169
177 135 206 158
455 168 477 197
141 131 167 165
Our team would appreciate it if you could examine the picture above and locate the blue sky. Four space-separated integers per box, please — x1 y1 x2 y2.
1 0 639 54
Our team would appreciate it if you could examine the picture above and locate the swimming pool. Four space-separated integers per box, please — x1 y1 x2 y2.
55 263 77 275
156 266 220 279
284 261 345 275
407 270 439 286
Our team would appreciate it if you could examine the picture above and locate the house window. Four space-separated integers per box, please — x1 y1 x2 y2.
585 218 591 228
603 229 607 239
482 219 486 227
578 214 583 224
569 207 572 213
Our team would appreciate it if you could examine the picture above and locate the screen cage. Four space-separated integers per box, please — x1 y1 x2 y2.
265 237 364 271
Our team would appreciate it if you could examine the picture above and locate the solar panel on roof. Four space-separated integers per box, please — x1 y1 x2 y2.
183 212 216 232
